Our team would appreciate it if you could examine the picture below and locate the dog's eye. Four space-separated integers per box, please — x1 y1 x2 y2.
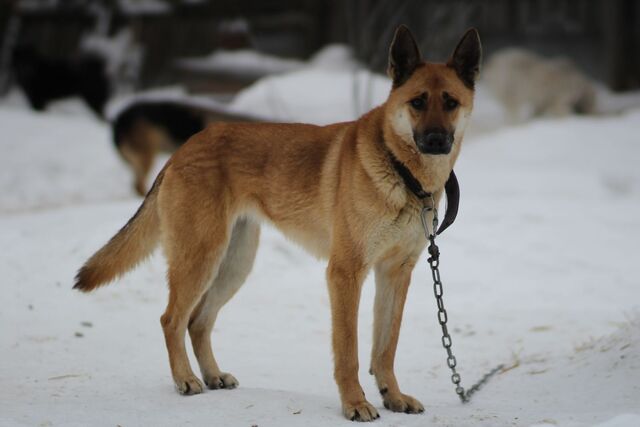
444 98 459 111
410 97 426 110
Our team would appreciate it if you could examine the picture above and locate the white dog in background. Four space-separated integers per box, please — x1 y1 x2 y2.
482 48 596 123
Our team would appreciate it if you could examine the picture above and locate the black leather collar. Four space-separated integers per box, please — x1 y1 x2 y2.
390 155 460 235
390 156 431 199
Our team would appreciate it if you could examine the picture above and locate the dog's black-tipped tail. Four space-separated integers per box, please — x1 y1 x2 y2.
74 173 164 292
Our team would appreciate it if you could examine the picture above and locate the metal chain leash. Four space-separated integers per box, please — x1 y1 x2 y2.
420 199 504 403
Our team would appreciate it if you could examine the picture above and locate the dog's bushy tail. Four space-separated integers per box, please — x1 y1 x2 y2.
73 173 165 292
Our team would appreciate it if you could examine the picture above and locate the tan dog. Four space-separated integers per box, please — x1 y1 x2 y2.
75 26 481 422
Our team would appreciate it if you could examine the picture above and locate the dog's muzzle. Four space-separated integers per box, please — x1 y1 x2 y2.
414 130 454 155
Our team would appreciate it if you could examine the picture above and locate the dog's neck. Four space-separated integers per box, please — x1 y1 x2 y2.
380 110 459 195
381 127 461 235
389 154 431 200
355 106 448 211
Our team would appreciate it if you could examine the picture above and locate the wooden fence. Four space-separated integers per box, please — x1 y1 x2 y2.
0 0 637 92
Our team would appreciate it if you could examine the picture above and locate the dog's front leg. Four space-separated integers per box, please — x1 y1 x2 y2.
370 256 425 414
327 259 379 422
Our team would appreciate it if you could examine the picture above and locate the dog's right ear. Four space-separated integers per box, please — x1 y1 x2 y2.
388 25 422 87
447 28 482 89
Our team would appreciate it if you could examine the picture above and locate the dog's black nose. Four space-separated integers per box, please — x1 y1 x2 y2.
415 130 453 154
425 132 449 146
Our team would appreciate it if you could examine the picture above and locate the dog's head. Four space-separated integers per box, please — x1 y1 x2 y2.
385 26 481 156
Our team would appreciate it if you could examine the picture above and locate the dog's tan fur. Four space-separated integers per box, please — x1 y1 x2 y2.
75 26 481 421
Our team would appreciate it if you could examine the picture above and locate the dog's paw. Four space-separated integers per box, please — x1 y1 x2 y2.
175 375 204 395
343 400 380 422
382 392 424 414
204 372 239 390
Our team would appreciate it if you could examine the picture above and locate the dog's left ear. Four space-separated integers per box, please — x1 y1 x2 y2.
447 28 482 89
388 25 422 87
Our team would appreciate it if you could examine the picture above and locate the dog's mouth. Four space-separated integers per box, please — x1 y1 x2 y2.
413 131 454 155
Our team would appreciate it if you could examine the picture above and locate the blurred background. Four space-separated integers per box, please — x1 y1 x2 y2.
1 0 638 98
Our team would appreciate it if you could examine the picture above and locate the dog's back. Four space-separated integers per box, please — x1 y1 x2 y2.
112 100 262 195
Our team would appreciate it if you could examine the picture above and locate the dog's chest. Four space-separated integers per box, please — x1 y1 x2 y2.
365 205 426 262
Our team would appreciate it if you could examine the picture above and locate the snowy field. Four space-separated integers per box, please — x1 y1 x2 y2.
1 72 640 427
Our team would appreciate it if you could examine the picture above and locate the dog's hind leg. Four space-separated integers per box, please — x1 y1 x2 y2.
370 252 424 414
119 140 154 197
118 122 159 196
159 176 233 395
188 217 260 390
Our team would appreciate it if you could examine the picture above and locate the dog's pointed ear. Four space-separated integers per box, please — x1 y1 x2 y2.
447 28 482 89
388 25 422 87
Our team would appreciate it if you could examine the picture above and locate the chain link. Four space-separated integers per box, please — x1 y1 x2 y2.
420 203 504 403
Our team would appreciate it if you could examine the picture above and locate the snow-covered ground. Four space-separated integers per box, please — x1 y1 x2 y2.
1 76 640 427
